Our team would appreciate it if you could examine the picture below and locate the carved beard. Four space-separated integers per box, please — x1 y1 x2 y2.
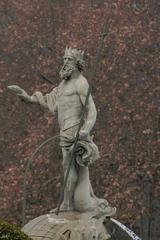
59 63 76 80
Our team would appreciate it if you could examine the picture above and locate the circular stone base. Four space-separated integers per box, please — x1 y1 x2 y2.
22 211 111 240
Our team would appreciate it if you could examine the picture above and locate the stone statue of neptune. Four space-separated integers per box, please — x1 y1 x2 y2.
8 47 116 240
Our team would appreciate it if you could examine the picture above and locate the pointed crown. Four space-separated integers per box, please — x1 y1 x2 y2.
64 47 84 62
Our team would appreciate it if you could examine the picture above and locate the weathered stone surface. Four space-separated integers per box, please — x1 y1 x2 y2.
1 1 159 239
22 212 111 240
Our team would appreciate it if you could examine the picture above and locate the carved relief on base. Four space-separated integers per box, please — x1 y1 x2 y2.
22 211 112 240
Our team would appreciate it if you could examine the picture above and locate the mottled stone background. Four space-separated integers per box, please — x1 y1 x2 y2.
0 0 159 239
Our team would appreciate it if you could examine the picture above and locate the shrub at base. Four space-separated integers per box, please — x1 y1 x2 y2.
0 220 32 240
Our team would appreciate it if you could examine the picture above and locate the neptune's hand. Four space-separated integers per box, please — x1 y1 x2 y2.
8 85 31 103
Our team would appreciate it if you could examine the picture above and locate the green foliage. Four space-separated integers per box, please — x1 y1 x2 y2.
0 220 32 240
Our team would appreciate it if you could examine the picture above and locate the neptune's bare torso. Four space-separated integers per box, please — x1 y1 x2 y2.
57 75 83 131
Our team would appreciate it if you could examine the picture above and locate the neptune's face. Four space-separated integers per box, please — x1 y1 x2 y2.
59 56 76 80
63 56 75 66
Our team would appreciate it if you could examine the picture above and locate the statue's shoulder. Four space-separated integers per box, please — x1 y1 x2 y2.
75 74 89 93
77 74 88 83
50 81 63 93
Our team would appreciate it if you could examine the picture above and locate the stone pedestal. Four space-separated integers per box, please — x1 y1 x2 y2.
22 211 111 240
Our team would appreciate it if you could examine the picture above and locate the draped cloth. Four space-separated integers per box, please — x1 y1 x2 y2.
32 87 58 114
60 125 100 166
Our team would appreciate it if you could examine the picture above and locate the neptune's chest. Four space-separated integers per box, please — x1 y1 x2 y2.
58 80 77 98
